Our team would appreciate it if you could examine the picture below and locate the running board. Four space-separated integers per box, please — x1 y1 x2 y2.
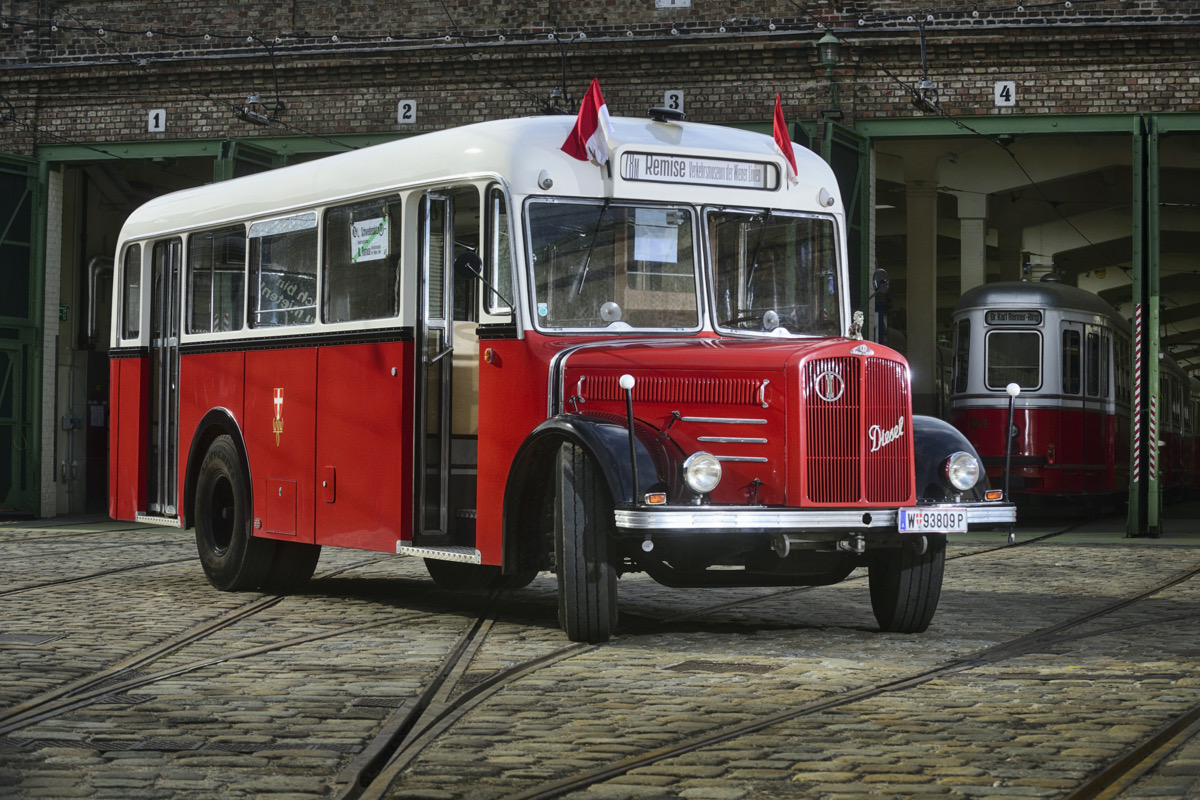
135 513 183 528
396 542 481 564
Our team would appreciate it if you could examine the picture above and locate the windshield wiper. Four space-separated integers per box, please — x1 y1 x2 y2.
743 210 772 305
574 199 611 297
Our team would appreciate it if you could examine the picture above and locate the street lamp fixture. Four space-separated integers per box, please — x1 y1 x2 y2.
817 31 843 118
818 31 841 68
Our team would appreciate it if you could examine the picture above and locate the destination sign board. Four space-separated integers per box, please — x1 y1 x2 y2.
620 152 778 191
985 310 1042 326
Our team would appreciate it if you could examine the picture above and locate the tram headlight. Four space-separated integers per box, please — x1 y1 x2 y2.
682 452 722 494
943 451 981 491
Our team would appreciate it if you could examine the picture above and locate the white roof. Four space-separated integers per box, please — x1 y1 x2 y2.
118 114 840 242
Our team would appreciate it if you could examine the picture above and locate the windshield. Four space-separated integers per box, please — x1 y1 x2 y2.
708 208 841 336
527 199 700 330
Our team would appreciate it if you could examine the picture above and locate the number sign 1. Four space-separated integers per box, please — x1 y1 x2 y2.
148 109 166 132
397 100 417 124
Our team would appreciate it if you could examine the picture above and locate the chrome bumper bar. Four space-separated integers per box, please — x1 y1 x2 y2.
613 502 1017 532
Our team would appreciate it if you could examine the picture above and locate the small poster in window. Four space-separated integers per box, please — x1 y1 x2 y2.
634 208 677 263
351 217 388 263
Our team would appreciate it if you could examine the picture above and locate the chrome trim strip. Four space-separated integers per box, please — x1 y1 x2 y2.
682 416 767 425
135 513 183 529
396 542 482 563
698 436 768 444
715 456 769 463
614 503 1016 531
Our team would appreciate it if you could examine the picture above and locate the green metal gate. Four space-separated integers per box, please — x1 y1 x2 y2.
0 154 43 515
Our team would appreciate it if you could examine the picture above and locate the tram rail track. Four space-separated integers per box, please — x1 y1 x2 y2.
336 530 1198 800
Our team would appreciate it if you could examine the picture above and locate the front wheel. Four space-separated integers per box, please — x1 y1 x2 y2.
555 443 618 643
868 534 946 633
195 435 276 591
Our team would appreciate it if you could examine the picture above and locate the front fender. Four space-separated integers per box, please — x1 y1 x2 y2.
510 414 666 509
913 414 989 502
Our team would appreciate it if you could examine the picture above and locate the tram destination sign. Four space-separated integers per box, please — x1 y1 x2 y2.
985 310 1042 326
620 152 779 191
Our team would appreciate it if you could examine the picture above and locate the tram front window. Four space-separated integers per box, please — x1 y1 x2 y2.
708 208 840 337
986 330 1041 391
526 200 699 330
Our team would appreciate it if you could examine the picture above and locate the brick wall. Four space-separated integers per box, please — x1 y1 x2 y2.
1 0 1198 156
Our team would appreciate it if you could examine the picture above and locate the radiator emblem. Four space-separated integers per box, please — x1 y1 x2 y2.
813 370 845 403
868 416 905 452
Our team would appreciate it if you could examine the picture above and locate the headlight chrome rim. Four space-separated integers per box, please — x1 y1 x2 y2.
682 452 722 494
944 451 981 491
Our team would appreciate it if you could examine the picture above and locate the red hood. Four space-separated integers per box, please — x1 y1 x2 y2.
558 336 907 377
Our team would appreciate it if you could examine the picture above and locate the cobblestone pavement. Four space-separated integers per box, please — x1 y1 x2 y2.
1 509 1199 800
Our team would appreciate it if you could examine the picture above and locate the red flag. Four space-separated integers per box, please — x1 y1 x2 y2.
773 94 799 185
562 78 614 164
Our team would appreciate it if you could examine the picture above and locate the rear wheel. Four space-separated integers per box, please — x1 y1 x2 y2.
263 541 322 593
194 435 276 591
555 443 618 643
868 534 946 633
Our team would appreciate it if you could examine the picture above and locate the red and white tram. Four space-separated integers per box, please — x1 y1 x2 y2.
109 109 1014 643
950 278 1198 508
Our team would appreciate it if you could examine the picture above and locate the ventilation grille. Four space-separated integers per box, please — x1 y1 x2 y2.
804 356 911 504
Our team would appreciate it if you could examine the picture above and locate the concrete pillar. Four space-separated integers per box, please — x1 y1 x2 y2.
905 155 939 417
956 192 988 293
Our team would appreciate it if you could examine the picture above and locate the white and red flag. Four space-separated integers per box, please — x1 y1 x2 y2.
772 94 799 186
561 78 614 165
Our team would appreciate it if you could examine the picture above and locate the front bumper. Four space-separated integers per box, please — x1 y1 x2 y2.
613 501 1017 533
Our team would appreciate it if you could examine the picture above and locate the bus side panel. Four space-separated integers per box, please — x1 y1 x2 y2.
109 356 148 520
475 336 556 564
178 349 247 498
245 348 317 545
314 341 413 552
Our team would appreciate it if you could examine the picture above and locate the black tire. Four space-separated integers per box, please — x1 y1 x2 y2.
868 534 946 633
194 435 276 591
424 559 539 592
263 541 322 593
555 443 618 643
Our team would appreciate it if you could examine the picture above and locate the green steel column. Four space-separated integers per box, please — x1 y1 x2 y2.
1127 116 1163 538
1146 116 1162 536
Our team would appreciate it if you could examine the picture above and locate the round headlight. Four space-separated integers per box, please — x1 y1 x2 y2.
944 451 981 491
683 452 722 494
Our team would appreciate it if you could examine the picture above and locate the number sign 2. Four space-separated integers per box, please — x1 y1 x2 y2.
397 100 417 124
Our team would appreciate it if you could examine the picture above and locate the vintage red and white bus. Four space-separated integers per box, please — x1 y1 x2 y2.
109 111 1014 643
949 278 1198 509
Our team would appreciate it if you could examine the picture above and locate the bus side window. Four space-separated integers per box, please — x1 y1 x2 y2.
120 244 141 340
249 213 318 328
485 186 513 317
323 199 401 323
188 226 246 333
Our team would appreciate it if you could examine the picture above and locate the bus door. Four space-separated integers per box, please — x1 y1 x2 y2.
1060 322 1085 494
147 238 181 517
414 193 453 545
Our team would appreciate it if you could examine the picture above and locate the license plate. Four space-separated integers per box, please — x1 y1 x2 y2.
898 508 967 533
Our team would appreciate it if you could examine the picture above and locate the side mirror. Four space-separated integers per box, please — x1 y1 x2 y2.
454 251 484 279
872 268 890 297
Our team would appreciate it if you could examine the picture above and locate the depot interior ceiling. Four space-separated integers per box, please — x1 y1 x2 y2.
872 131 1200 378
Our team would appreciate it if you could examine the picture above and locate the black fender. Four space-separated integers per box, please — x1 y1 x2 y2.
512 414 666 509
183 408 252 529
501 414 670 574
912 414 989 502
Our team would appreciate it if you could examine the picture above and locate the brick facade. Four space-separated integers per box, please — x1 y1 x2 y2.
2 1 1198 156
